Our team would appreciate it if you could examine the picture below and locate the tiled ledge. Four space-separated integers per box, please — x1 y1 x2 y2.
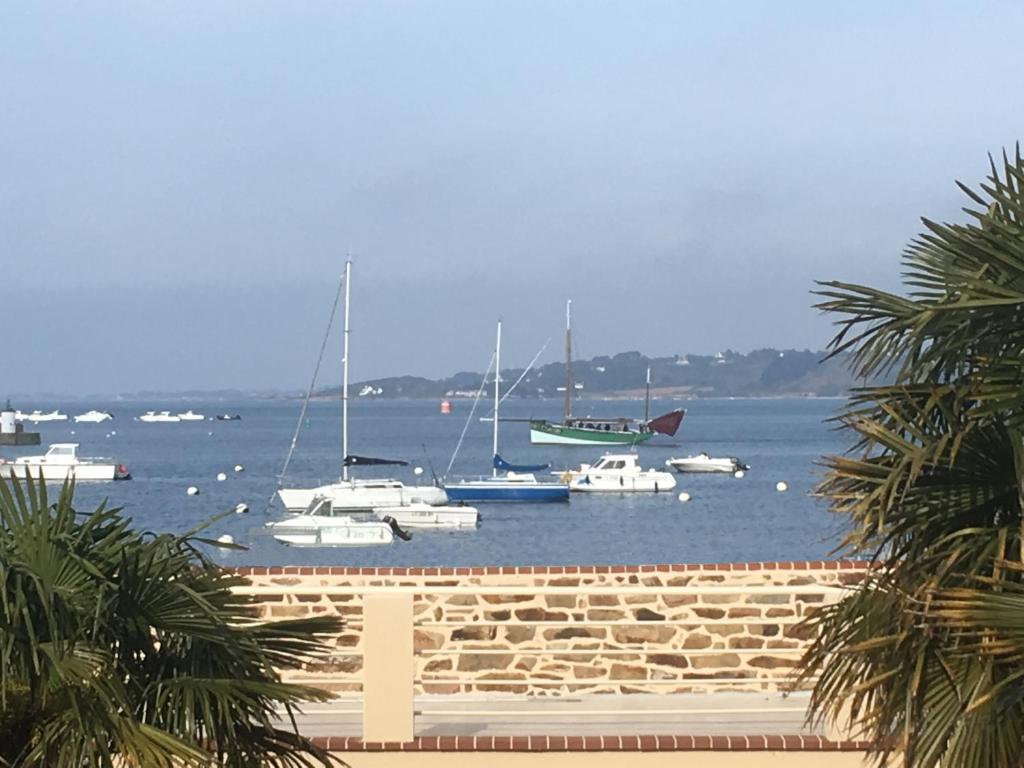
310 734 872 752
232 560 870 577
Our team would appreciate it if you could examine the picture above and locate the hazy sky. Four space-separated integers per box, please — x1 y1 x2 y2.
3 1 1022 394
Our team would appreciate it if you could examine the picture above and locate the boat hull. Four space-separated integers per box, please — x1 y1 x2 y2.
529 421 653 446
374 504 479 528
444 480 569 503
271 525 394 547
0 463 117 481
278 482 448 513
567 471 676 493
666 457 748 473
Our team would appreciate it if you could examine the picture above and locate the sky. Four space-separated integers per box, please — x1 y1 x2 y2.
3 1 1023 394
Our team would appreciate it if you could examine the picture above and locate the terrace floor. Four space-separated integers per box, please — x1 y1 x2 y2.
288 691 819 738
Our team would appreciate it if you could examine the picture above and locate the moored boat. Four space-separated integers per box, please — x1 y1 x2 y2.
372 502 478 528
139 411 181 423
216 414 242 421
443 320 569 503
177 410 205 421
20 410 68 423
74 410 114 424
666 454 750 474
0 443 130 482
559 453 676 493
266 496 409 546
528 302 684 445
277 260 448 513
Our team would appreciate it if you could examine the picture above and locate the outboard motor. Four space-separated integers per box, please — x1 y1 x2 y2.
381 515 413 541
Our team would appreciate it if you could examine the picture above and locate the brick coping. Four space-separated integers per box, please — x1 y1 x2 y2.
231 560 868 577
310 734 872 752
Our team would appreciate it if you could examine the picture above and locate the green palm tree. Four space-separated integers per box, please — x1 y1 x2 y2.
0 475 343 767
799 147 1024 766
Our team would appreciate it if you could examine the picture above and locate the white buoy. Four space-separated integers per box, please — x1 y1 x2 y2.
234 464 244 473
677 491 691 502
110 430 116 436
734 470 745 479
70 430 76 435
208 431 213 436
413 466 424 476
235 503 249 514
216 472 227 482
216 534 234 546
187 486 200 496
776 481 788 492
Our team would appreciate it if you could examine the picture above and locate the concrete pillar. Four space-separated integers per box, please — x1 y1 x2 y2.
362 592 415 742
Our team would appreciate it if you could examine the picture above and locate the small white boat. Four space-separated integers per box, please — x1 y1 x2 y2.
559 453 676 493
666 454 750 474
0 443 130 482
279 479 448 513
21 410 68 423
73 410 114 424
177 410 205 421
266 496 403 547
372 502 478 529
139 411 181 423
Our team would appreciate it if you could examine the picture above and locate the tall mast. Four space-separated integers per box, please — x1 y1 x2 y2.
644 366 651 422
564 299 573 421
341 259 351 482
492 320 501 477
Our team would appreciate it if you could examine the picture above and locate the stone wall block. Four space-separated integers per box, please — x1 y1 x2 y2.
692 607 725 620
691 653 742 669
504 626 536 644
514 607 569 622
414 629 446 651
680 633 712 649
590 594 620 607
457 653 515 672
611 625 675 644
729 636 765 649
646 653 689 669
483 594 532 604
587 608 626 621
451 626 498 642
545 595 577 609
634 607 666 621
610 663 647 680
542 626 606 641
663 594 698 607
446 594 478 606
748 594 790 605
727 607 762 618
423 657 453 672
666 576 692 586
765 607 795 618
701 594 741 604
708 624 745 637
746 655 798 669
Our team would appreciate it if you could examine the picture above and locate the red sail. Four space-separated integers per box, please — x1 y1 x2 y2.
646 408 685 437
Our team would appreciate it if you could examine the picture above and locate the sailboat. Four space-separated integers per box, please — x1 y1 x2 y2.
276 260 451 513
444 321 570 503
528 300 685 446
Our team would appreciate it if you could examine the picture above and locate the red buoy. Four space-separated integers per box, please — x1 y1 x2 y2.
440 399 452 415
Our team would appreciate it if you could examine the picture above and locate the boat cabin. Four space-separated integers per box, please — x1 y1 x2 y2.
588 454 642 472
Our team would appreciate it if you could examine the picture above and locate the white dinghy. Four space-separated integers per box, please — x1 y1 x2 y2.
665 454 750 474
560 453 676 493
0 443 130 482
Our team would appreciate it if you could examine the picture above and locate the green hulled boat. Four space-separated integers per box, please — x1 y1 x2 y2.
528 301 685 446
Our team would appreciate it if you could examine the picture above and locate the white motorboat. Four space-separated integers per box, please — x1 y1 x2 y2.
21 410 68 423
73 410 114 424
177 410 205 421
0 443 130 482
139 411 181 423
277 260 448 513
666 454 750 474
266 496 403 547
373 502 478 529
559 453 676 493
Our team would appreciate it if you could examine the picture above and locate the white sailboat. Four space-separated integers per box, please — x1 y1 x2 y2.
443 320 569 503
276 260 449 513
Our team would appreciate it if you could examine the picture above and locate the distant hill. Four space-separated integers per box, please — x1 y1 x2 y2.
315 348 866 400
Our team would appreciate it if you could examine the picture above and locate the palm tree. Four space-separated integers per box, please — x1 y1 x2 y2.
0 475 343 767
799 147 1024 767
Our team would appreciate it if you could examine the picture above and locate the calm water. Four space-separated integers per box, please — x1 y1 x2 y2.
4 398 850 566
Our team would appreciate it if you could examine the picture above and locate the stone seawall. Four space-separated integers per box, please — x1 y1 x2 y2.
234 561 866 696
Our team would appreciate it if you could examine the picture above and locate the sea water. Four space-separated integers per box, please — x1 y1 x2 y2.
6 398 850 567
